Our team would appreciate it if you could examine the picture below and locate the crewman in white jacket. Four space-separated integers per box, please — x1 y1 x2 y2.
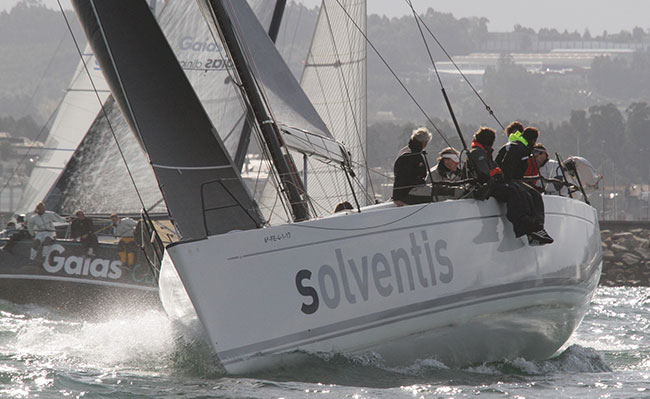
27 202 67 261
110 213 138 237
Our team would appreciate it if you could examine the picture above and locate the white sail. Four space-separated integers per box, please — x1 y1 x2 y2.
299 0 369 212
16 44 110 214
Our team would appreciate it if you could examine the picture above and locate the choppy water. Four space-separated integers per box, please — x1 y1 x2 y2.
0 287 649 398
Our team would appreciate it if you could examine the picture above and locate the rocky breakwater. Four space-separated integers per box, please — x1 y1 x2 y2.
600 227 650 286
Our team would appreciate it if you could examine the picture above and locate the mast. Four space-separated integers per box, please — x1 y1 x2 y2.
207 0 309 222
233 0 286 170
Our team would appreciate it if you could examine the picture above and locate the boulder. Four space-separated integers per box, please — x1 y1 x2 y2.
633 247 650 260
633 236 650 249
602 249 616 260
622 253 641 266
612 232 634 240
611 243 628 253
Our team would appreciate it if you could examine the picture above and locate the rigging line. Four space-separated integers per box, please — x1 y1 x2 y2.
406 0 471 159
322 0 377 199
0 95 65 197
57 0 147 211
406 0 442 88
305 160 348 212
332 0 451 148
408 3 504 130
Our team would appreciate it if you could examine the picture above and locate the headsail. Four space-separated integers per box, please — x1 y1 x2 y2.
16 44 110 214
72 0 263 239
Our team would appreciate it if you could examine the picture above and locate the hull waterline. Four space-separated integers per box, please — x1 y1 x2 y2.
164 196 602 374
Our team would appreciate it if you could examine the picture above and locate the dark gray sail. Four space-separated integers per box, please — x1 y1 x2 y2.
71 0 263 239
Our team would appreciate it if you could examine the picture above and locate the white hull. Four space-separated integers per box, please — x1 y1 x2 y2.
164 196 601 374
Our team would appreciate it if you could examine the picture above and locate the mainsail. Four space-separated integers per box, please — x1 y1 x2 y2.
72 0 264 239
16 44 110 214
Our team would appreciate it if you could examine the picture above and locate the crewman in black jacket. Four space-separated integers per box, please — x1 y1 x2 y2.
392 127 432 205
71 209 99 256
468 127 502 186
495 127 553 245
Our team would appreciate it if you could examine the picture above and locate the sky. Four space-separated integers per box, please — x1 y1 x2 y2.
2 0 650 34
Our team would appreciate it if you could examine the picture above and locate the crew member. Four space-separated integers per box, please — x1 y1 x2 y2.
27 202 67 261
392 127 432 206
495 127 554 245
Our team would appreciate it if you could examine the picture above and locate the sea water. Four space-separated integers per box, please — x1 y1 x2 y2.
0 287 648 398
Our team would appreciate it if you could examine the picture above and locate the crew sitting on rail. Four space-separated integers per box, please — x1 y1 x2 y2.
27 202 67 261
392 127 433 206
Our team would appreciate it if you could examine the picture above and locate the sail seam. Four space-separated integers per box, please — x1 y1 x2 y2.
151 164 232 171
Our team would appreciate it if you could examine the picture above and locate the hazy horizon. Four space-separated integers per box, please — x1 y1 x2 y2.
2 0 649 34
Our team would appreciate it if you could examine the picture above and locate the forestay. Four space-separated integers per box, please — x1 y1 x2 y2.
72 0 263 239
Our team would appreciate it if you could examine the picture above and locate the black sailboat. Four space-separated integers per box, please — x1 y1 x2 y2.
0 0 288 313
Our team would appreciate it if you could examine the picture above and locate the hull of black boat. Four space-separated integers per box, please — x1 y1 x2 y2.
0 239 159 315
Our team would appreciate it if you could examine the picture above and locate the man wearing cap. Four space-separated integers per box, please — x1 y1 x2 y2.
430 147 462 182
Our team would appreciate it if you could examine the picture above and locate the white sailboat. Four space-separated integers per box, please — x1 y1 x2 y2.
73 0 602 375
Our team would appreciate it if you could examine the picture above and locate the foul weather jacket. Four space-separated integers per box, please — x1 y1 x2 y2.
392 139 428 202
495 140 532 181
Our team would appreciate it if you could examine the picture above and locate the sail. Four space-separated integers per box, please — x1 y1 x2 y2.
198 0 347 163
157 0 280 157
48 97 165 215
52 0 280 217
299 0 369 211
16 44 110 214
71 0 263 239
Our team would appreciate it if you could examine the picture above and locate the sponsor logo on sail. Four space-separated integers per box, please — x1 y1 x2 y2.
179 36 222 53
295 231 453 314
42 244 122 280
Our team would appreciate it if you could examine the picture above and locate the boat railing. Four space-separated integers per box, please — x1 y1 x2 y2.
138 209 164 281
